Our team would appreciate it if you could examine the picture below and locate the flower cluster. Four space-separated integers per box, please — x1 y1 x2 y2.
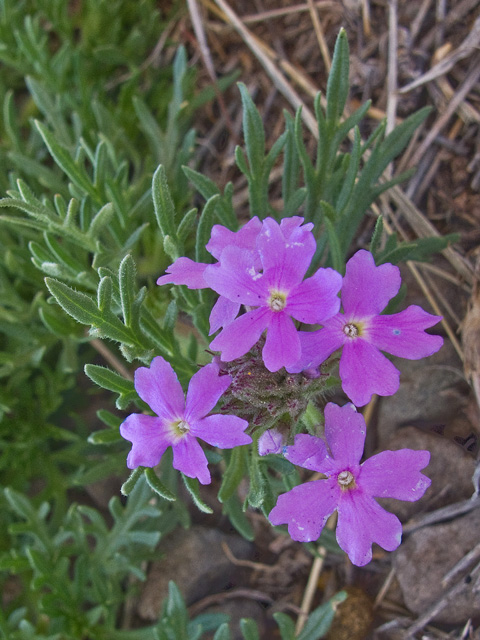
120 214 442 566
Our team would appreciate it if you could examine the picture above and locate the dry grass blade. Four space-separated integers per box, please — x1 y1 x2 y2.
408 53 480 167
187 0 237 138
213 0 318 134
387 186 474 285
386 0 398 138
307 0 331 72
400 16 480 94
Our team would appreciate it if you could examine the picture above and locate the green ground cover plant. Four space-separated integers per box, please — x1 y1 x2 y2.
0 3 456 638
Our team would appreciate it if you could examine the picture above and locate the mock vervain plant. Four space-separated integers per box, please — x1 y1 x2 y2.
1 14 456 639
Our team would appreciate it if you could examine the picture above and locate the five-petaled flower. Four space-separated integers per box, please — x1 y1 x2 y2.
120 357 251 484
205 217 342 372
269 402 431 566
288 250 443 406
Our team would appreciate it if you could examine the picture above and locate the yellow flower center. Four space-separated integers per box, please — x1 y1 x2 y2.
268 290 287 312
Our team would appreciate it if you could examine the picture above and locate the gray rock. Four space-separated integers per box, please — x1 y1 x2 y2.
393 507 480 624
138 526 253 620
378 425 475 522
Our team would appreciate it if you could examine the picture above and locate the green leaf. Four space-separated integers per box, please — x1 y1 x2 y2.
121 467 144 496
84 364 136 410
326 28 350 123
247 449 265 509
195 194 219 263
88 428 122 445
35 120 98 200
378 107 430 172
182 166 237 229
336 126 361 214
88 202 115 238
273 612 295 639
97 276 113 313
152 164 176 238
145 467 176 501
369 215 384 259
45 277 141 347
223 494 254 541
297 591 347 640
213 623 231 640
282 112 300 205
218 446 247 504
119 254 137 328
182 474 213 513
323 213 343 273
238 82 265 174
177 207 198 244
240 619 259 640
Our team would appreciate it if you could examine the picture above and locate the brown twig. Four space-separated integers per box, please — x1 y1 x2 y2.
221 541 277 573
90 337 133 380
295 513 336 634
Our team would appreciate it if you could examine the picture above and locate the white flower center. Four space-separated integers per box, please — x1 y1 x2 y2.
268 291 287 312
170 419 190 440
337 470 356 490
343 323 359 338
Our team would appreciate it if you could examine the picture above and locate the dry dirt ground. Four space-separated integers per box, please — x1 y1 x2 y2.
126 1 480 638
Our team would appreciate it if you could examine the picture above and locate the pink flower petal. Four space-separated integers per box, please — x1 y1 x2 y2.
258 429 284 455
339 339 400 406
120 413 171 469
336 490 402 566
185 362 231 422
262 313 300 372
284 434 328 471
209 307 270 361
172 435 211 485
257 218 315 288
134 356 185 421
209 296 241 335
324 403 366 467
359 449 431 501
342 250 401 318
269 479 339 542
368 305 443 359
287 268 342 324
204 246 266 306
279 215 313 237
156 257 208 289
206 217 262 260
287 321 345 373
192 414 251 448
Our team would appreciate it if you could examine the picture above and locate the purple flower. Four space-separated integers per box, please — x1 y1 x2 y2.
119 357 251 484
205 218 343 372
156 217 263 290
269 403 431 566
157 216 319 335
288 250 443 406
